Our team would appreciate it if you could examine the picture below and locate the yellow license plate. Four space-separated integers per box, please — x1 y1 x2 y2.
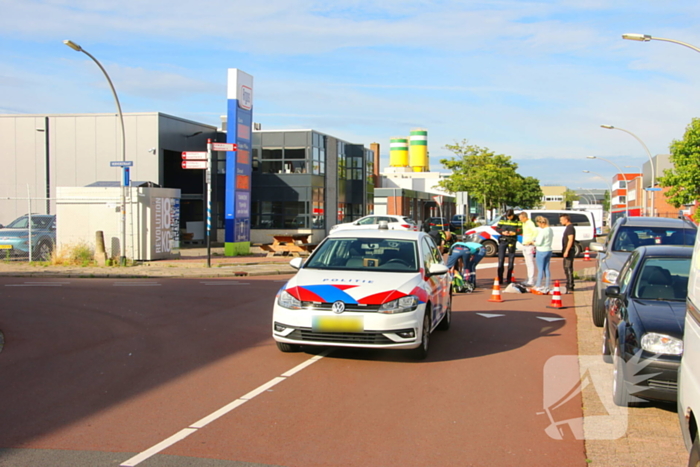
0 245 11 250
312 315 364 332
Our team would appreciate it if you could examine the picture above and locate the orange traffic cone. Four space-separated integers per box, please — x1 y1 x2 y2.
547 280 564 309
583 247 591 261
489 278 504 302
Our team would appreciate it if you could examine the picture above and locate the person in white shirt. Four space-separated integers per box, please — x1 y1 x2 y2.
519 212 537 286
533 216 554 293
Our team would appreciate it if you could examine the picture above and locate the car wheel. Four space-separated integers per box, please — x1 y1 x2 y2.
437 294 451 331
483 240 497 257
612 346 632 407
592 286 605 327
276 341 302 353
411 310 431 360
34 240 53 262
574 242 583 257
602 317 612 363
689 435 700 467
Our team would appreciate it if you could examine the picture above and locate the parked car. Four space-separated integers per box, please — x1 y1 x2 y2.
424 217 448 232
272 227 452 359
331 215 418 232
464 209 596 257
601 245 692 406
678 228 700 464
590 216 697 327
449 214 469 231
0 214 56 261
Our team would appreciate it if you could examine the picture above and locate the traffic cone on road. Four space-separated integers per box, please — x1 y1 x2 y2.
583 247 591 261
488 278 504 302
547 281 564 309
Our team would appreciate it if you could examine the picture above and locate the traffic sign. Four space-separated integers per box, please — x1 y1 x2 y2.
110 160 133 167
211 142 237 152
182 160 208 169
182 151 208 160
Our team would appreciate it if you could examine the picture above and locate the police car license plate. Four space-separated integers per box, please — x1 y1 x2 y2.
0 245 11 250
312 316 364 332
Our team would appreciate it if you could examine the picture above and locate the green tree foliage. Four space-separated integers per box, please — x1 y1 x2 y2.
659 118 700 221
438 140 542 210
562 189 579 208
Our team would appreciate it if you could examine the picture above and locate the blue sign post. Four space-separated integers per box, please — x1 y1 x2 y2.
225 69 253 256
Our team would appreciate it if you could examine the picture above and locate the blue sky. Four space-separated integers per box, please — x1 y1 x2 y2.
2 1 700 189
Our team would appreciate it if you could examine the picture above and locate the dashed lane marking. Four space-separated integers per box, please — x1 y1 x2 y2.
200 281 250 286
113 282 161 287
120 351 329 467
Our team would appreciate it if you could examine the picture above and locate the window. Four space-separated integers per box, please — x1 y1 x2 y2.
305 237 418 272
569 213 591 226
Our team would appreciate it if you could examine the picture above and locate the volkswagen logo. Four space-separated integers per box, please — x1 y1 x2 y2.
332 301 345 314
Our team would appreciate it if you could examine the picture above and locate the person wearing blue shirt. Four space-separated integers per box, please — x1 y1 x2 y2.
446 241 486 287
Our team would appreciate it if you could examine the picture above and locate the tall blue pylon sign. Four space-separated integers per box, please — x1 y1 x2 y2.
225 69 253 256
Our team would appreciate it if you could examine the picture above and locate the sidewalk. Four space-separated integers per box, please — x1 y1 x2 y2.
0 248 298 278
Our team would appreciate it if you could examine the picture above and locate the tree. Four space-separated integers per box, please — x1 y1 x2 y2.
659 118 700 221
562 189 579 209
438 140 540 211
511 176 544 209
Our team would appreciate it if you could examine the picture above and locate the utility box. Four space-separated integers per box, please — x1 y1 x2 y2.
56 184 181 261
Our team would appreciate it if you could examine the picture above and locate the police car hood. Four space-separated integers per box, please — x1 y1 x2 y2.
282 268 428 305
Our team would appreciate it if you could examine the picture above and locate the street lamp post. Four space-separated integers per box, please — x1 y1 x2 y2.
64 40 127 265
601 124 656 216
583 170 614 226
586 157 629 216
622 33 700 54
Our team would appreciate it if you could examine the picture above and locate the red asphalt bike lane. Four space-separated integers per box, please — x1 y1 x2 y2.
0 258 590 466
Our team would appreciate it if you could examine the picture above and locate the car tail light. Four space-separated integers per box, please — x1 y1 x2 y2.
400 224 411 229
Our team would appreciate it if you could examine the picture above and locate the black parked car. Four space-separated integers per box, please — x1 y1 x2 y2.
602 245 692 406
590 216 696 327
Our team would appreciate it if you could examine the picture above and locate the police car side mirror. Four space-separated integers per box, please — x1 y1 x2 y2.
289 257 304 269
427 264 449 276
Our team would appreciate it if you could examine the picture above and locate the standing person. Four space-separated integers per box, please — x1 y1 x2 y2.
533 216 554 293
560 213 576 294
496 209 522 285
519 211 537 286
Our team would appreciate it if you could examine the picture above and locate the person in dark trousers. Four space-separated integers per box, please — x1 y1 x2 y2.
560 213 576 293
496 209 522 285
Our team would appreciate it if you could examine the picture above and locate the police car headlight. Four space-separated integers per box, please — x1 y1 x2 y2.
278 290 302 310
379 295 418 314
641 333 683 356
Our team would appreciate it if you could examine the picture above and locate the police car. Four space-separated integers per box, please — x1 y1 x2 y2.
272 226 452 359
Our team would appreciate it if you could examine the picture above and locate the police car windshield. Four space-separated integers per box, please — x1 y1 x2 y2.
305 237 418 272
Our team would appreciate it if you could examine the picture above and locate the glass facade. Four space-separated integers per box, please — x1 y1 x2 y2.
251 130 371 230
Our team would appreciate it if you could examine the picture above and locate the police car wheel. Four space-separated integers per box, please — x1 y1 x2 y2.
689 435 700 467
437 296 451 331
411 311 430 360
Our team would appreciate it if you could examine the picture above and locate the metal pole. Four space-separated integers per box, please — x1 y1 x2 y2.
206 139 212 268
64 40 127 264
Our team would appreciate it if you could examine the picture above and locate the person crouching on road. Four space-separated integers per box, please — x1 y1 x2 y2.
446 241 486 287
496 209 522 285
533 216 553 293
519 211 537 287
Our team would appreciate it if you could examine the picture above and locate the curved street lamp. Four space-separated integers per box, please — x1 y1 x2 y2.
583 170 612 227
64 40 127 265
622 33 700 54
601 124 656 216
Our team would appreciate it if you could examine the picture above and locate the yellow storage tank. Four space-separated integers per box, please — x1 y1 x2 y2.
409 129 428 172
389 137 409 167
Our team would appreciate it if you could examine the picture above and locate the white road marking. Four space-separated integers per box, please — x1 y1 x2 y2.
5 282 69 287
113 282 161 287
200 281 250 286
120 428 197 467
120 350 329 466
537 316 566 322
476 313 506 319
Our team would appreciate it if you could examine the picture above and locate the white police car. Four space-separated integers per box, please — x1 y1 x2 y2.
272 227 452 359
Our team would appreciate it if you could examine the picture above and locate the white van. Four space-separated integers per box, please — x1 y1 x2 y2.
678 229 700 463
463 210 596 257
